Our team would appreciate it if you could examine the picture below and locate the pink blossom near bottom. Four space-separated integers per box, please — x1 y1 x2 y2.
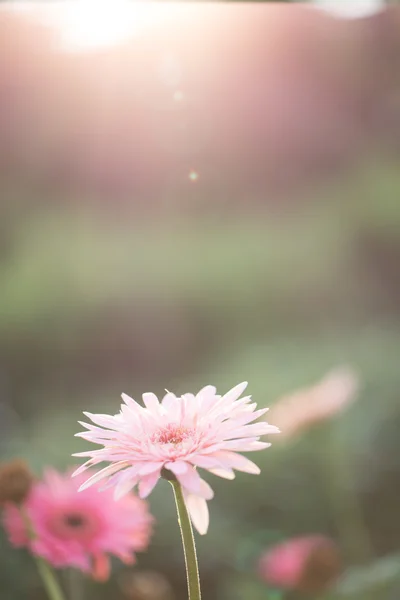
257 535 341 594
3 468 153 580
73 382 279 535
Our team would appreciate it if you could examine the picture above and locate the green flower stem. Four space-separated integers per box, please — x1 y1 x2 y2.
20 508 67 600
323 425 375 565
66 567 84 600
34 556 67 600
170 480 201 600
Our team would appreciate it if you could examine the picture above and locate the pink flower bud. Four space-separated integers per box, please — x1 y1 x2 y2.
258 535 342 595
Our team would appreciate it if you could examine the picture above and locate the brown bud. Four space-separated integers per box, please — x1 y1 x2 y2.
297 538 342 595
0 459 33 505
118 570 174 600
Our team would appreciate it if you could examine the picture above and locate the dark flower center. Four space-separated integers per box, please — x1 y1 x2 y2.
64 513 86 528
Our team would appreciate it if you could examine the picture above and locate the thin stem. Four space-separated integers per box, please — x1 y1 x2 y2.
322 425 374 565
20 508 67 600
34 557 67 600
170 480 201 600
66 567 84 600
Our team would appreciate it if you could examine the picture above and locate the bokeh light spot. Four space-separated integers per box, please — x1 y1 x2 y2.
174 90 184 102
188 170 199 182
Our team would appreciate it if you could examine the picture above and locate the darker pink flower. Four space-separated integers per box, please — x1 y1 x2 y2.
258 535 342 595
3 468 153 580
73 382 279 535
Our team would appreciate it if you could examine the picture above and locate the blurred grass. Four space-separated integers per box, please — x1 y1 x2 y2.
0 201 355 329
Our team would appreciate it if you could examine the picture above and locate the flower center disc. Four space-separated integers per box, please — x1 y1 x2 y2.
64 513 86 528
152 424 192 445
48 508 100 540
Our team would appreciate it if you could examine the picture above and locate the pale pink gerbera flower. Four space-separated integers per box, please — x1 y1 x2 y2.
73 382 279 535
3 468 153 580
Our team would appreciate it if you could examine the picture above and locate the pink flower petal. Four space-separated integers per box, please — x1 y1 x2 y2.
76 422 117 437
138 471 161 499
92 553 111 582
221 382 248 403
71 459 99 478
161 392 179 409
77 462 129 491
100 465 140 491
198 479 214 500
226 407 269 427
139 462 164 476
114 476 139 500
82 412 119 429
184 493 209 535
173 465 202 495
196 385 217 398
121 393 141 409
142 393 160 412
160 393 180 419
72 449 109 458
188 455 225 469
224 440 272 452
174 467 213 499
226 422 277 438
214 451 261 474
208 467 236 480
196 386 217 410
165 461 188 474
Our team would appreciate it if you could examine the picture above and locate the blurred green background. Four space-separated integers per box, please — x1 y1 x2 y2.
1 3 400 600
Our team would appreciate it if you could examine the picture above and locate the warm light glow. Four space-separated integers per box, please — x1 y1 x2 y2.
312 0 384 19
45 0 172 52
174 90 185 102
189 170 199 182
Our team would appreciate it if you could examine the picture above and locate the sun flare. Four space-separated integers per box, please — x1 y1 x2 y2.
45 0 171 52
